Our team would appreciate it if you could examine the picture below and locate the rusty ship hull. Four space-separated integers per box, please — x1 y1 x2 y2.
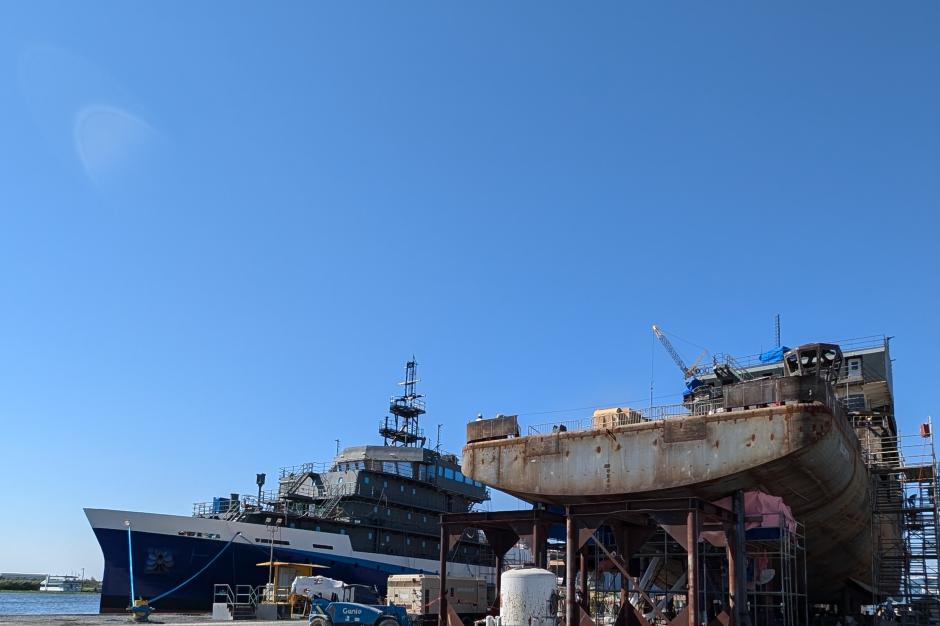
463 402 879 600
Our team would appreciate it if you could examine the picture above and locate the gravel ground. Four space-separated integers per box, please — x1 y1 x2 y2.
0 615 289 625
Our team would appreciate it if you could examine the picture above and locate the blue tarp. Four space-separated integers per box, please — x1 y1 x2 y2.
759 347 789 364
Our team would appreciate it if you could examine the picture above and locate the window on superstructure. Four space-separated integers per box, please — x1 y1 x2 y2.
363 476 370 485
845 394 867 411
845 358 862 380
444 468 454 480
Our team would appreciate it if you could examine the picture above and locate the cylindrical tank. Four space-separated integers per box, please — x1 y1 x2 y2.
499 568 558 626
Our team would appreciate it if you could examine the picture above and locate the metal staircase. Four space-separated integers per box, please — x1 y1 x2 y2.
316 486 346 519
862 417 940 625
213 584 262 620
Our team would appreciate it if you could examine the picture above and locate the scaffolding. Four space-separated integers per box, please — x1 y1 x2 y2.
858 415 940 624
745 521 808 626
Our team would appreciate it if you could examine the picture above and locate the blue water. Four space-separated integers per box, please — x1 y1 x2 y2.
0 592 100 615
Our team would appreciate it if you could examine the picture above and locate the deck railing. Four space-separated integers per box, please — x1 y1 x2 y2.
526 399 725 435
279 461 332 478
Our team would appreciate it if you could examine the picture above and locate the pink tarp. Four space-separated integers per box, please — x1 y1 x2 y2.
663 490 796 550
712 491 797 534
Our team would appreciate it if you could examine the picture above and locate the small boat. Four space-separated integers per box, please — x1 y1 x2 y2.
39 575 82 592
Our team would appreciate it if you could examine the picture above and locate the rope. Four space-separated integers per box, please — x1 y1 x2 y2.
127 525 136 604
125 523 244 606
148 531 244 604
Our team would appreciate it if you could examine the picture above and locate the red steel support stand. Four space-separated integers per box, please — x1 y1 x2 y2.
439 525 448 626
687 510 699 626
567 510 578 626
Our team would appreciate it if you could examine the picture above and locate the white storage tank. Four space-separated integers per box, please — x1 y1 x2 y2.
499 568 558 626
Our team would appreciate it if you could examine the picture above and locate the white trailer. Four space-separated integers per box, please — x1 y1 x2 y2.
387 574 490 626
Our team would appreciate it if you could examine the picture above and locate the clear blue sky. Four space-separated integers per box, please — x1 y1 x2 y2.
1 2 938 577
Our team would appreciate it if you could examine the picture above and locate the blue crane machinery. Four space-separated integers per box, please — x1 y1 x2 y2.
651 325 707 393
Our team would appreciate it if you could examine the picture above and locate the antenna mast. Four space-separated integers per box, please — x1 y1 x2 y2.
774 314 781 348
380 358 427 447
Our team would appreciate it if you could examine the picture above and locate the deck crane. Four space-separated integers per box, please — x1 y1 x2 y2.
651 325 707 393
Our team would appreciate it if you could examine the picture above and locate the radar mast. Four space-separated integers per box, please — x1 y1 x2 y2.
380 358 427 447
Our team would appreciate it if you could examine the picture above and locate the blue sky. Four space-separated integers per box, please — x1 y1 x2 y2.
1 2 938 577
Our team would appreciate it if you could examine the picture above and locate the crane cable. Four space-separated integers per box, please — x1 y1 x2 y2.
126 523 243 608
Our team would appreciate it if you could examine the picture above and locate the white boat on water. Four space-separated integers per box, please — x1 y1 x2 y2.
39 575 82 592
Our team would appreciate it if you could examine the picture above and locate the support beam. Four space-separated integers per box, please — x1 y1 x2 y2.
730 491 751 626
567 511 578 626
686 511 698 626
618 525 629 626
533 521 544 569
493 553 504 616
439 525 448 626
579 549 589 615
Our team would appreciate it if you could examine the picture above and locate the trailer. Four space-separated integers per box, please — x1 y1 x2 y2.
386 574 490 626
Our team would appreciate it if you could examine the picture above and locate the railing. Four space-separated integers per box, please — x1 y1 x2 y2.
640 400 724 420
235 584 261 606
526 400 725 435
389 395 426 412
263 582 290 603
214 584 263 612
279 462 332 478
703 335 888 371
378 418 427 444
214 584 234 605
193 493 273 518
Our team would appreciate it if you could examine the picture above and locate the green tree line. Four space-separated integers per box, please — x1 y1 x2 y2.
0 577 102 592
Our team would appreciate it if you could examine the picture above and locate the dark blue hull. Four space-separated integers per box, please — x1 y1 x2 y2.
93 527 424 613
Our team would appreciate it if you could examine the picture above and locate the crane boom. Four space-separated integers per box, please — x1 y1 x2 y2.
652 325 691 379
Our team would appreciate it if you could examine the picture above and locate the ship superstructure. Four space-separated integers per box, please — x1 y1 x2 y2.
87 360 496 613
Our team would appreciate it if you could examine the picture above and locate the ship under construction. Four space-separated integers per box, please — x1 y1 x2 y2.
457 334 939 626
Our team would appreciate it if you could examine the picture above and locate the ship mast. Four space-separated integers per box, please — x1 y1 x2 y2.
380 358 427 447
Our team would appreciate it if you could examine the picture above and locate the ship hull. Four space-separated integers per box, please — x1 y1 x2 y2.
86 508 491 613
463 403 885 601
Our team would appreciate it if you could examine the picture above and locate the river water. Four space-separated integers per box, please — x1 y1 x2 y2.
0 592 100 615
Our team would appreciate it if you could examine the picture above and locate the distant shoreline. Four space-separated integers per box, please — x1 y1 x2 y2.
0 591 100 594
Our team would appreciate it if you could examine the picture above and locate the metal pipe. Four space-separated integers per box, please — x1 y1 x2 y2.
566 511 577 626
732 491 750 626
619 527 629 626
533 522 543 569
687 511 698 626
579 550 589 615
493 553 504 615
439 525 448 626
